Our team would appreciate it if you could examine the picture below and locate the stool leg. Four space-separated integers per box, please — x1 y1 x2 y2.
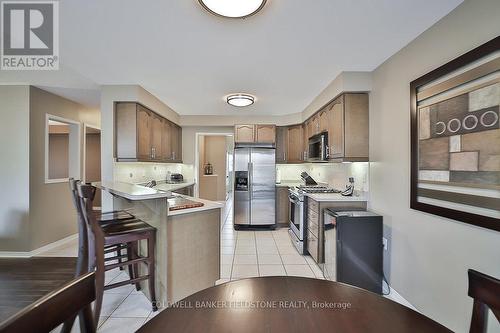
132 241 141 291
147 233 158 311
127 243 135 281
117 246 124 270
94 242 106 324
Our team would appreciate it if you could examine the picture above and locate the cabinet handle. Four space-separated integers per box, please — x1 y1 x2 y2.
283 152 286 161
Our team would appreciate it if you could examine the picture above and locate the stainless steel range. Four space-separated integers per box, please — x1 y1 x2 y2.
288 185 340 254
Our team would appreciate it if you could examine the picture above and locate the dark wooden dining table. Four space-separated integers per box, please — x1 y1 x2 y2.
138 276 451 333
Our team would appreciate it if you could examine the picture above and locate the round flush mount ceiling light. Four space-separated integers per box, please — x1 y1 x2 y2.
198 0 267 19
226 93 255 107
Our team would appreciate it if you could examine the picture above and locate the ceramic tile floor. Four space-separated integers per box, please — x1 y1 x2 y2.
217 215 325 284
44 202 400 332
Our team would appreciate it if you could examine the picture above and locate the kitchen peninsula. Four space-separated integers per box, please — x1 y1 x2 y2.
99 181 223 305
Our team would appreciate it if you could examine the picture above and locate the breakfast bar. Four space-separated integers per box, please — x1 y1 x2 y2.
99 181 223 306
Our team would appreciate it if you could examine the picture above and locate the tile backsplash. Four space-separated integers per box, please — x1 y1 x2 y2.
114 162 195 184
277 162 370 192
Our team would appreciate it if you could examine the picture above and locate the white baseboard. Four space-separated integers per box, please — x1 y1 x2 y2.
383 280 418 312
0 233 78 258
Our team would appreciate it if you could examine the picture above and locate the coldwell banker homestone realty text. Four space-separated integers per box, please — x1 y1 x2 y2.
1 1 59 70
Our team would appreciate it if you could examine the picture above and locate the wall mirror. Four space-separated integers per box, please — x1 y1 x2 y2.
45 115 81 183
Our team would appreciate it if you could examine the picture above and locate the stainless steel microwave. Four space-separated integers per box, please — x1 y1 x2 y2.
308 132 328 161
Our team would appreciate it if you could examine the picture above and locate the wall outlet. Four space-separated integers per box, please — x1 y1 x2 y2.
382 237 388 251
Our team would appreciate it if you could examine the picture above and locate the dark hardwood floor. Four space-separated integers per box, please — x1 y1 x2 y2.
0 257 77 323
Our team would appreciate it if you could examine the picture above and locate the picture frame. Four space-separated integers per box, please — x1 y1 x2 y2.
410 36 500 232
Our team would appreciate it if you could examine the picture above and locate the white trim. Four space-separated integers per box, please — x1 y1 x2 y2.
0 233 78 258
45 114 82 184
383 280 418 312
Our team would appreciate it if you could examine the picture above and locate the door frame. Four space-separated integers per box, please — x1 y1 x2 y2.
194 132 234 199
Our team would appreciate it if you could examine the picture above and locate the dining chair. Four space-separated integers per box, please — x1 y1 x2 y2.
77 182 158 324
467 269 500 333
0 271 96 333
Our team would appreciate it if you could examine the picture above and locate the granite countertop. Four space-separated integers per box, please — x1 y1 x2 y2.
305 191 369 202
99 181 223 215
168 195 224 217
99 181 172 201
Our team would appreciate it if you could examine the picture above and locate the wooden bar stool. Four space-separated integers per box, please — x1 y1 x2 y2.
77 183 158 324
467 269 500 333
69 178 134 275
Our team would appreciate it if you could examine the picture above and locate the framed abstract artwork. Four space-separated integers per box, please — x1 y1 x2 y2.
410 36 500 232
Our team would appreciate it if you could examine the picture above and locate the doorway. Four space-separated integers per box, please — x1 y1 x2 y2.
196 133 234 223
83 124 101 208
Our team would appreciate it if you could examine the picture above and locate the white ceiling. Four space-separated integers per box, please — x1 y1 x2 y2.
1 0 463 115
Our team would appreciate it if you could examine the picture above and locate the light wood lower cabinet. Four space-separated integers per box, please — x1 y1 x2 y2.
276 186 290 225
115 102 182 162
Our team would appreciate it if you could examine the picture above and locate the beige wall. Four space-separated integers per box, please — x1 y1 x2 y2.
0 86 30 252
85 132 101 182
182 126 233 166
48 133 70 179
30 86 100 250
368 0 500 332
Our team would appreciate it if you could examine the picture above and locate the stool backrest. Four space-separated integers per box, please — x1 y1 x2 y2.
468 269 500 333
0 272 96 333
76 183 105 272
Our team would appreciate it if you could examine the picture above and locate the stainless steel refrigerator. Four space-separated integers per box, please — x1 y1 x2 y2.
234 147 276 227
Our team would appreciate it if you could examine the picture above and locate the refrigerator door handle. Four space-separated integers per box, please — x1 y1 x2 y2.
248 161 252 223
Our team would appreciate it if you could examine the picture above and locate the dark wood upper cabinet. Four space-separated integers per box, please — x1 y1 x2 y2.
275 126 288 163
115 102 182 163
170 124 183 162
161 120 172 161
136 105 152 160
151 114 163 161
328 96 345 158
287 125 304 163
287 93 369 162
326 93 368 160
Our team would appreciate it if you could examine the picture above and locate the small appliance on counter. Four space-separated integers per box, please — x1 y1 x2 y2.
323 209 383 294
341 177 354 196
300 172 318 186
166 173 184 184
204 162 213 175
